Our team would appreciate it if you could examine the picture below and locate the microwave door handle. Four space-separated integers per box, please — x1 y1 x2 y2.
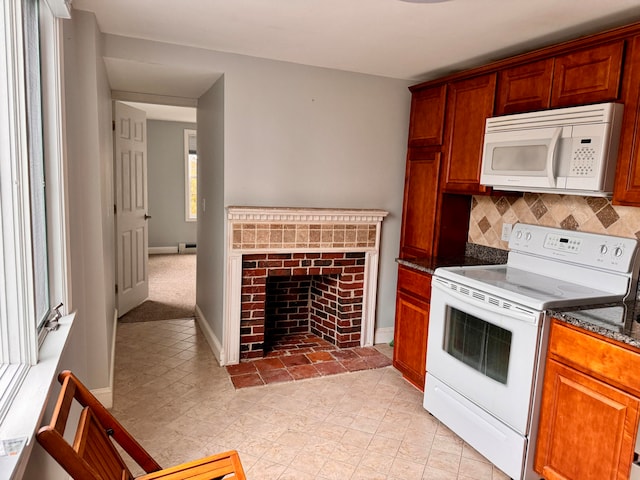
546 127 562 187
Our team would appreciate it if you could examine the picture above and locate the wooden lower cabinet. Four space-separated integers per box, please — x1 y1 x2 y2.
535 321 640 480
393 266 431 390
535 359 639 480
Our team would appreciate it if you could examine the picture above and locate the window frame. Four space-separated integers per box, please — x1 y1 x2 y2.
0 0 70 427
184 128 197 222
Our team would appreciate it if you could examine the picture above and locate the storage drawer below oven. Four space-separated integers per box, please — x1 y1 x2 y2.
424 374 526 480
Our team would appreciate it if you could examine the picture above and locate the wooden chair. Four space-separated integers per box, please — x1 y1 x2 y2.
37 370 246 480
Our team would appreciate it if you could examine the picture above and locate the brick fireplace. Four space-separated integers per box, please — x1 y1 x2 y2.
223 207 388 365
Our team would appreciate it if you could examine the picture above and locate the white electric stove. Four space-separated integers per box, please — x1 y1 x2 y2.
424 223 640 480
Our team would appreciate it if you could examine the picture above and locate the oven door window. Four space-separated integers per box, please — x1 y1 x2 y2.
444 306 512 384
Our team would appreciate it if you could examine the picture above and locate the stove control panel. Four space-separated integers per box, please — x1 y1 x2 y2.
509 223 639 273
543 233 583 253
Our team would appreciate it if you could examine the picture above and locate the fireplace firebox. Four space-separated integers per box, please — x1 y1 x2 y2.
242 252 366 359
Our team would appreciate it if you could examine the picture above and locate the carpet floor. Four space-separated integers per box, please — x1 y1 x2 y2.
119 253 196 323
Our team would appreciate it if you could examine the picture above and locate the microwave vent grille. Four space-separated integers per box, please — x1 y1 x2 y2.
486 102 617 133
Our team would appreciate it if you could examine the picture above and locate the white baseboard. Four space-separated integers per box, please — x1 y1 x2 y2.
99 309 118 409
374 327 394 345
91 387 113 408
149 246 179 255
194 304 224 366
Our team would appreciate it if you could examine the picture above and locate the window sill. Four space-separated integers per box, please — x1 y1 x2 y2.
0 313 75 480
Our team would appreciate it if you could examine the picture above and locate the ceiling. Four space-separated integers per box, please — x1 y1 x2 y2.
73 0 640 119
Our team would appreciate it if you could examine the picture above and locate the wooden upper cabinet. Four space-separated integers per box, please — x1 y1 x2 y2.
614 35 640 205
551 40 624 107
399 148 441 258
496 42 624 115
408 85 446 146
441 73 496 194
495 58 553 115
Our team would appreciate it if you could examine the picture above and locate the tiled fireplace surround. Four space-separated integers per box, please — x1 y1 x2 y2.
223 207 388 365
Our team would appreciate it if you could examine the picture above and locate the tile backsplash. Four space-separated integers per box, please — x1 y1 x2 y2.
469 193 640 250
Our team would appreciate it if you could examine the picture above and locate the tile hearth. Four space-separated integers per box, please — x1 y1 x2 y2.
226 333 393 389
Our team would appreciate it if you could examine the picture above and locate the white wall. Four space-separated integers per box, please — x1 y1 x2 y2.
223 60 409 346
197 77 226 343
102 34 411 352
56 10 114 389
65 10 114 391
147 120 198 248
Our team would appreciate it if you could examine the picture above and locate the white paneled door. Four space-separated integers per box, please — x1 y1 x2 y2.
114 101 149 316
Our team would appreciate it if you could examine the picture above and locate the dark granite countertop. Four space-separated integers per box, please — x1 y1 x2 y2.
396 243 508 275
396 255 494 275
551 302 640 350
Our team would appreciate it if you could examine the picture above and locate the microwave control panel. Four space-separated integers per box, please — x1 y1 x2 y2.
569 136 600 177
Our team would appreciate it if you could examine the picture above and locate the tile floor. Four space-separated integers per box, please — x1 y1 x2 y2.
227 333 393 388
113 318 510 480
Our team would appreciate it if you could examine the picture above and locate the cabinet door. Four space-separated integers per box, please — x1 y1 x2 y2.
441 73 496 194
399 149 441 258
535 359 639 480
614 35 640 205
408 85 446 147
495 58 553 115
393 267 431 390
551 41 624 108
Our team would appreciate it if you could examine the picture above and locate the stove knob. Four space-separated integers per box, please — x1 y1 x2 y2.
516 231 523 239
525 232 532 241
600 245 608 255
614 246 623 257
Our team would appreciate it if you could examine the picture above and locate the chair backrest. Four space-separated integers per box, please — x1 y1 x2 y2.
37 370 162 480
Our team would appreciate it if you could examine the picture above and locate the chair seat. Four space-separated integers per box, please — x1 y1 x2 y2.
136 451 244 480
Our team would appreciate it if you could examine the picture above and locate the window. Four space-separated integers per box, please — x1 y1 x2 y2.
0 0 68 424
184 129 197 221
23 0 49 332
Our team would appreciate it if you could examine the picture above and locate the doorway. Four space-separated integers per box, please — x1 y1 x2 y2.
115 101 198 320
118 253 196 323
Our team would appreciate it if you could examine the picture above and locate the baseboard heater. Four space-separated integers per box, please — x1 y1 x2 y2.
178 243 197 254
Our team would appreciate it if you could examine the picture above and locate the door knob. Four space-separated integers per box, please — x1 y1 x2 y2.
144 214 152 220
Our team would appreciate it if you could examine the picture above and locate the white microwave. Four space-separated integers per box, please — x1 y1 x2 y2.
480 102 624 197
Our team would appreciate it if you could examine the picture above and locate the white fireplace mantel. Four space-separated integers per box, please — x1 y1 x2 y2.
227 206 389 224
222 206 388 365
